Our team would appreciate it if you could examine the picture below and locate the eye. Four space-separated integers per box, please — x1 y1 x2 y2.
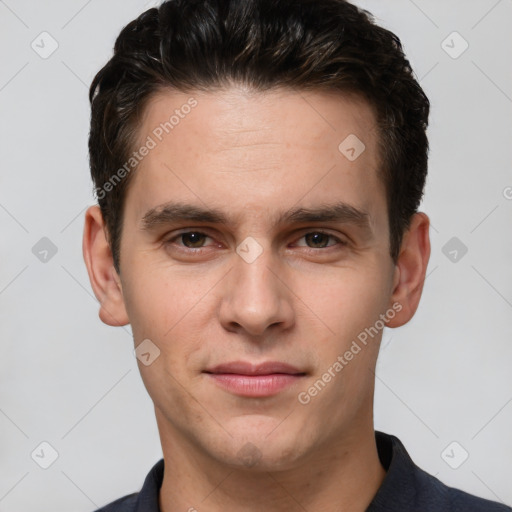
294 231 347 249
163 229 348 254
165 231 213 250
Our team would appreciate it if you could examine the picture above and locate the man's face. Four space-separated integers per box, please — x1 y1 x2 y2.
116 87 397 469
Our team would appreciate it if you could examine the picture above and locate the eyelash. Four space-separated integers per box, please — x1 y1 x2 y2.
163 230 348 254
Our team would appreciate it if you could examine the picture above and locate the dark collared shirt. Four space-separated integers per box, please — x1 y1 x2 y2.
93 431 511 511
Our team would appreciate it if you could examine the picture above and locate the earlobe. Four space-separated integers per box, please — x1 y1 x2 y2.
386 212 431 328
82 205 130 327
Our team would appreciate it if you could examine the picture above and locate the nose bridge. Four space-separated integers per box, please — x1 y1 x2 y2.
236 240 277 294
219 236 293 335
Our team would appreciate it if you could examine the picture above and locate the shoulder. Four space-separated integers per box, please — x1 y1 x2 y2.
91 458 165 512
413 467 511 511
370 431 512 512
445 486 512 511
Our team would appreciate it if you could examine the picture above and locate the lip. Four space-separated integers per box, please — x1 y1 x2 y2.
203 361 306 397
205 361 304 376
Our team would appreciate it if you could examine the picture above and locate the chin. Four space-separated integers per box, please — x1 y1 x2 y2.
211 417 307 471
221 444 303 473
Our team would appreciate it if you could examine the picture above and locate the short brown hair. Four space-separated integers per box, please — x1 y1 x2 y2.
89 0 430 273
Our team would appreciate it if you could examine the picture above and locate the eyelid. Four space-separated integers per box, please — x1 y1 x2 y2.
291 229 348 248
164 229 216 248
164 228 348 250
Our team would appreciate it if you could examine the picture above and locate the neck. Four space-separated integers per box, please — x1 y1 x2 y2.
157 412 386 512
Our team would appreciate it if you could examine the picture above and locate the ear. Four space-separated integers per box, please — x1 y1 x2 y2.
82 205 129 327
386 212 431 328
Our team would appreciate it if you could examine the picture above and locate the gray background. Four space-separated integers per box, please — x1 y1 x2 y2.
1 0 511 510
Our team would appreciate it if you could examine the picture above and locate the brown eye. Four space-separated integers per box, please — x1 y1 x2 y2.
180 232 208 248
304 232 331 248
295 231 347 249
164 231 214 251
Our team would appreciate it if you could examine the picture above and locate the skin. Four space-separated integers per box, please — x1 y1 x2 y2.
83 86 430 512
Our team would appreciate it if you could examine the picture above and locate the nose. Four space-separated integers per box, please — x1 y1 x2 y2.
217 242 295 338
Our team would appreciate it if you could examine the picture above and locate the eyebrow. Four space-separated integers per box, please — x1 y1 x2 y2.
140 200 373 235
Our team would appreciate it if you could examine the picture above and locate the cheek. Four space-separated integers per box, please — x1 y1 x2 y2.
122 277 171 340
122 270 209 413
122 268 212 377
296 264 389 341
122 266 196 337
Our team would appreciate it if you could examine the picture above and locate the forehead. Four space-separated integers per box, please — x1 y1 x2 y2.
139 86 379 154
124 86 386 236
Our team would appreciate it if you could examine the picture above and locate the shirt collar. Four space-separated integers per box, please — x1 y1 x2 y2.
133 457 164 511
366 430 418 509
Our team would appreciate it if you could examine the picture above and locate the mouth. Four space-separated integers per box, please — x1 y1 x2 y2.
203 361 307 398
